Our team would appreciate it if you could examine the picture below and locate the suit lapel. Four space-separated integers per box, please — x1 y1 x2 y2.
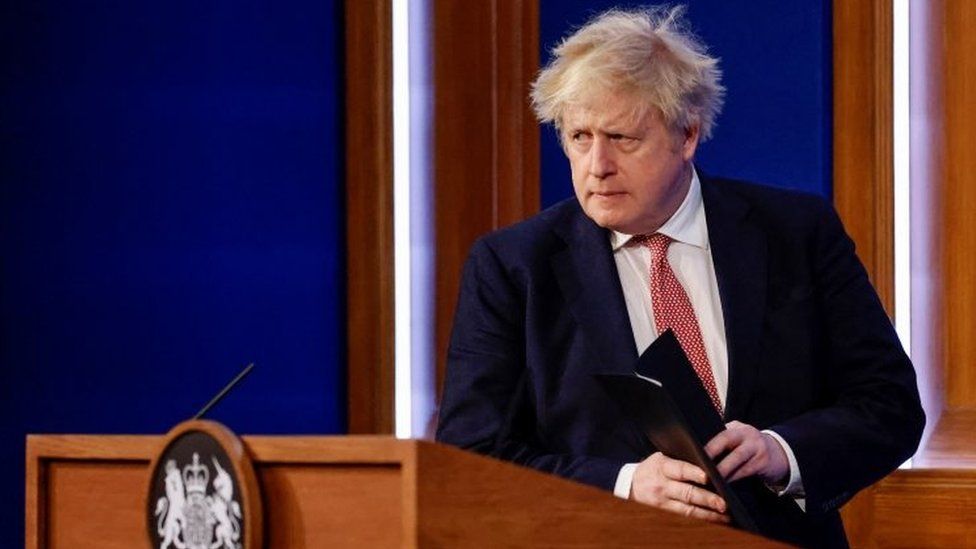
549 205 650 456
701 177 767 421
550 206 638 376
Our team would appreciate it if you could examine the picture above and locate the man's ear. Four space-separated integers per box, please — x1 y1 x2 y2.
682 121 701 161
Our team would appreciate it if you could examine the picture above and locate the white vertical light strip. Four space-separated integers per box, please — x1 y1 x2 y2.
893 0 911 357
893 0 912 468
407 0 435 439
393 0 413 438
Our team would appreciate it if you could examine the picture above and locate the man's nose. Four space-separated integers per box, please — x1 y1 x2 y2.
588 138 616 178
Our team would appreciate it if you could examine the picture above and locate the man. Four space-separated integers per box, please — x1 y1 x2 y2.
436 6 923 547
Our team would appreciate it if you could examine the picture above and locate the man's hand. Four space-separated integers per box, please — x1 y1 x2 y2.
630 451 729 523
704 421 789 486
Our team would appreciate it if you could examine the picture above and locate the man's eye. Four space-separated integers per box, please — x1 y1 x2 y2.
571 132 590 142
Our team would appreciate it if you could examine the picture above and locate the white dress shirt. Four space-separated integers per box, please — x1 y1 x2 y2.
608 168 804 505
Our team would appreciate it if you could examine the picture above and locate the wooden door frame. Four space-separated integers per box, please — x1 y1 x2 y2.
833 0 894 314
345 0 538 434
345 0 394 434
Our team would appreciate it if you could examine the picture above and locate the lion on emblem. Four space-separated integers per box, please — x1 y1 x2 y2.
155 460 187 549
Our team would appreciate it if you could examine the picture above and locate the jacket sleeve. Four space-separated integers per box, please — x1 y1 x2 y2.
435 238 626 491
769 200 925 514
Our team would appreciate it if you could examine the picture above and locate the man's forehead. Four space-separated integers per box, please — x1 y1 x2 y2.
561 96 651 130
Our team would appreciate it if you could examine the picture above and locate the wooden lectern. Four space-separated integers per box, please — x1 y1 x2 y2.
26 435 785 547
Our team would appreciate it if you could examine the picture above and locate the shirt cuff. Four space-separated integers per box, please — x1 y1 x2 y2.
613 463 639 499
762 429 805 497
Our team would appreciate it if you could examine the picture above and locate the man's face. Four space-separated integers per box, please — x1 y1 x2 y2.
561 93 699 235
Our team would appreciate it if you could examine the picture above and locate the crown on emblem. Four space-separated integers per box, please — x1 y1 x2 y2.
182 452 210 494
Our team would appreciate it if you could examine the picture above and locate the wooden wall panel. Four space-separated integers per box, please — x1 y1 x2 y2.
838 1 976 545
432 0 540 399
941 0 976 409
917 410 976 468
912 0 976 464
845 469 976 549
832 0 976 422
832 0 893 315
346 0 394 434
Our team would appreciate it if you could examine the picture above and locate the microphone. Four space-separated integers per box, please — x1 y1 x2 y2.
192 362 255 420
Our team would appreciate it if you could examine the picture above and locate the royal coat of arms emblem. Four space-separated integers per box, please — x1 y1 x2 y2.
154 452 242 549
147 421 260 549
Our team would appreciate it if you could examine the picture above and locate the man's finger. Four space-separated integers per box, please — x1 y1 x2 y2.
715 441 757 479
727 459 762 483
661 500 730 524
703 432 727 458
661 456 707 484
663 480 726 513
725 448 764 482
704 428 742 459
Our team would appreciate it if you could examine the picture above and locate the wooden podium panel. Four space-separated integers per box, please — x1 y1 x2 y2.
26 436 158 549
27 435 785 548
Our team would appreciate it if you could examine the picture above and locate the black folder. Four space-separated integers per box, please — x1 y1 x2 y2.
595 370 758 532
596 329 810 542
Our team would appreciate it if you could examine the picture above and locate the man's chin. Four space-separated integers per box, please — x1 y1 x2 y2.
583 205 646 234
592 217 632 234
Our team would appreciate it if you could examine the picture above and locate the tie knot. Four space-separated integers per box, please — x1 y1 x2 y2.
634 233 671 256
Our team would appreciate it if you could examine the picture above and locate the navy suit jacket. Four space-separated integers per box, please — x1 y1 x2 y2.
436 175 924 547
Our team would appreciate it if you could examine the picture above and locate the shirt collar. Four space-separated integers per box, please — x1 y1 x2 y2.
610 167 709 251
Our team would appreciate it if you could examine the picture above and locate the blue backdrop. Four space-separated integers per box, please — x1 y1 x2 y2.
0 1 345 542
539 0 832 207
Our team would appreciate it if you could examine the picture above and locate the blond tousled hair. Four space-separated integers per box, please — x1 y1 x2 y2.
531 5 725 141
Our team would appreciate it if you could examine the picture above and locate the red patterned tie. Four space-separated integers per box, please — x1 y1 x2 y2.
640 233 723 414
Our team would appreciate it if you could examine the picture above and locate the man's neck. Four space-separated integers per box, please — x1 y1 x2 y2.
638 162 694 235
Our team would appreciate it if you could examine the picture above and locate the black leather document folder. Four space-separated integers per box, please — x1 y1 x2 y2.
596 329 811 541
595 370 758 532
